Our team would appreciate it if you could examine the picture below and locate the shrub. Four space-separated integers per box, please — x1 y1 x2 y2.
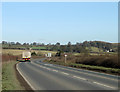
31 52 37 56
51 54 119 69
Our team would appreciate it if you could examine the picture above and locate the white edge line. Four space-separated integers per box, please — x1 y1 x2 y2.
75 68 119 78
93 81 116 89
35 61 118 82
52 69 58 72
72 75 116 89
32 61 117 89
32 61 59 72
16 63 35 90
48 62 119 78
46 68 51 70
61 72 69 75
48 64 118 81
73 76 86 81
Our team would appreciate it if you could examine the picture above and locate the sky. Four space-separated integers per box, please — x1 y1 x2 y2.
2 2 118 44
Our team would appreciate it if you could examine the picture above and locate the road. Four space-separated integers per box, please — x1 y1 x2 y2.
17 58 119 91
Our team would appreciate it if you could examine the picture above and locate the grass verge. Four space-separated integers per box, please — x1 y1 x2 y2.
67 63 120 74
45 60 120 75
2 61 24 90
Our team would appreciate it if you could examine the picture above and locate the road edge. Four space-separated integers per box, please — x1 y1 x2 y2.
15 63 34 91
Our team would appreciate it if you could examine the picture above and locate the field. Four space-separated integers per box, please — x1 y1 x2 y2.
2 49 24 56
86 47 103 52
2 49 56 56
2 44 47 50
31 46 46 50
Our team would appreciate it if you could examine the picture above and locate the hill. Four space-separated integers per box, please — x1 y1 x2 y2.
1 41 118 53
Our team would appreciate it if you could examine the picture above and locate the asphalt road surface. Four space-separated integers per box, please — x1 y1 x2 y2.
17 58 119 91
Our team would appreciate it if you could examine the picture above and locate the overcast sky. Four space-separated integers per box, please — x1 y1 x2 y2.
2 2 118 44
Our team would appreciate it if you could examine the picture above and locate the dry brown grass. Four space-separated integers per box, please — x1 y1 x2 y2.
50 54 119 69
2 49 24 56
2 49 56 56
2 54 21 64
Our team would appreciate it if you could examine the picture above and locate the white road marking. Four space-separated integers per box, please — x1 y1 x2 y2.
39 66 44 68
32 62 59 73
93 82 116 89
44 64 53 66
42 66 46 69
31 61 117 89
16 63 35 90
46 68 52 70
44 64 118 81
61 72 69 75
73 76 86 81
52 69 58 72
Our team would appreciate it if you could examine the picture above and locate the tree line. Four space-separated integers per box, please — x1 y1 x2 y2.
2 41 45 46
1 41 118 53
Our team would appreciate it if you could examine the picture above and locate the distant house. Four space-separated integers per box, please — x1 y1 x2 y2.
110 49 113 52
106 49 114 52
106 50 109 52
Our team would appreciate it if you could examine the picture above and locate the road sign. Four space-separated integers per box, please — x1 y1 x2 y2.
45 54 47 57
48 53 52 57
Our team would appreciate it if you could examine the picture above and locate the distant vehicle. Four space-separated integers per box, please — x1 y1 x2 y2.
22 51 31 62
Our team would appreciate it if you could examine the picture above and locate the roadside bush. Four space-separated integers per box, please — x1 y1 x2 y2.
76 55 119 68
50 54 119 69
31 52 37 56
2 54 21 63
37 52 43 56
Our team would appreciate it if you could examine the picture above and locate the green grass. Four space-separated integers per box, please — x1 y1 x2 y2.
2 45 47 50
36 50 57 55
67 63 120 73
86 47 103 52
45 60 120 74
31 46 46 49
2 61 24 90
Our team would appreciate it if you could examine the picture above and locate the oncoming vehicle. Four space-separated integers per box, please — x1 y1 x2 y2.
22 51 31 62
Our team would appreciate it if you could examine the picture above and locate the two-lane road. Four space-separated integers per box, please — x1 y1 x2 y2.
17 58 119 91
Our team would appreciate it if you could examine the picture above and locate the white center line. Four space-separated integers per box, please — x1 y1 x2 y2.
32 61 117 89
73 76 86 81
45 64 118 81
52 69 58 72
61 72 69 75
46 68 52 70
